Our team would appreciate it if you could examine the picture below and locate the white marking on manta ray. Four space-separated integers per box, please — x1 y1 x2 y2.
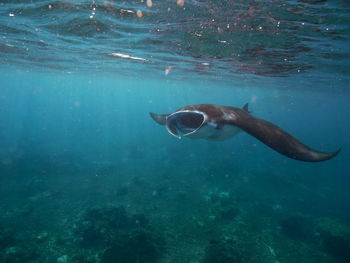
217 106 237 121
207 121 218 128
222 109 237 120
223 112 237 120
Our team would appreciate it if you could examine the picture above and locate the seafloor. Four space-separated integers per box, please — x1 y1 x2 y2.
0 152 349 263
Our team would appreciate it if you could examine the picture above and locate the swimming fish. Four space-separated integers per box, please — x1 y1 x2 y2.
149 104 341 162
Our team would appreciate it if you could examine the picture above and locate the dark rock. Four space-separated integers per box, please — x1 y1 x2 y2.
71 251 96 263
279 215 313 241
131 177 145 186
2 246 39 263
116 186 129 197
219 207 239 221
101 229 165 263
316 218 350 263
202 238 246 263
131 214 149 228
0 229 15 249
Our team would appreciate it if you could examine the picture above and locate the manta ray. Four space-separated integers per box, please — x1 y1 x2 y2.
149 104 340 162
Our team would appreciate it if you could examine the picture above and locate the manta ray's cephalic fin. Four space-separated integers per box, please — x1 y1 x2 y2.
149 112 168 126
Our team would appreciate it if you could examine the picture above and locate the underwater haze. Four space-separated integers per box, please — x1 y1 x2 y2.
0 0 350 263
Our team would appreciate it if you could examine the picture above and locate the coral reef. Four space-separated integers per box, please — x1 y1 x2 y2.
73 205 165 262
0 245 40 263
76 205 148 248
1 148 348 263
0 227 41 263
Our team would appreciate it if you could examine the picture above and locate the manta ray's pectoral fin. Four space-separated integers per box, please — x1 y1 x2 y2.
149 112 168 126
233 114 341 162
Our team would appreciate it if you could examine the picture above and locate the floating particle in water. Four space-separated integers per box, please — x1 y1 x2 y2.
177 0 185 7
120 9 134 14
251 95 257 103
136 10 143 18
164 66 173 75
109 53 147 61
146 0 153 8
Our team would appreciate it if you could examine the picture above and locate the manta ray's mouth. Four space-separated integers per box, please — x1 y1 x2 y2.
166 110 206 138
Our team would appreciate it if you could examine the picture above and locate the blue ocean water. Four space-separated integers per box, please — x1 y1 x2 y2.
0 1 349 263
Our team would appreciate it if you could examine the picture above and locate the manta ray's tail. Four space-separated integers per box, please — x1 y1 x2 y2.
234 113 341 162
